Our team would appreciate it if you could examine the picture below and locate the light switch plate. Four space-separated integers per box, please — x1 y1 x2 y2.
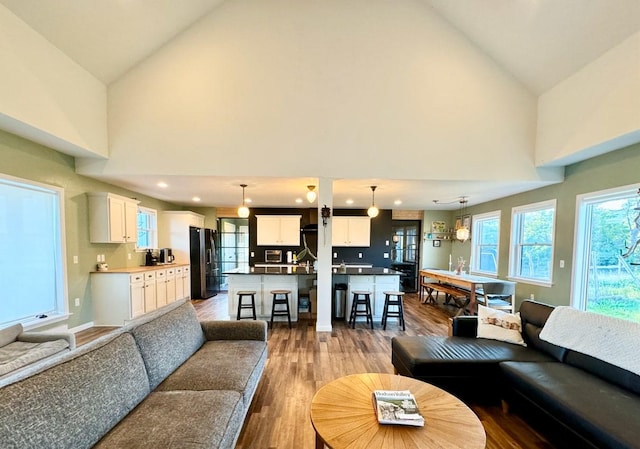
333 252 337 258
358 252 363 258
383 253 389 258
73 256 78 264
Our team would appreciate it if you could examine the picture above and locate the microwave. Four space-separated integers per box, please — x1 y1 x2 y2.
265 250 282 263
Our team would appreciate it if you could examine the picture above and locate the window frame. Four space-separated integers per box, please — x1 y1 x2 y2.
0 173 69 329
508 199 557 287
571 183 640 312
469 210 501 277
135 206 158 251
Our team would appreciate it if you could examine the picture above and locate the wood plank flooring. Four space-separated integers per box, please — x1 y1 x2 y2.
77 293 559 449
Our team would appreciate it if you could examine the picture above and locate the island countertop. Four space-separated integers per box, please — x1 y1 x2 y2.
225 267 402 276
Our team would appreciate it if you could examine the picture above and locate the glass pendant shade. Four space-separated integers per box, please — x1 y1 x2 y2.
367 186 379 218
456 227 470 242
238 184 250 218
306 185 317 203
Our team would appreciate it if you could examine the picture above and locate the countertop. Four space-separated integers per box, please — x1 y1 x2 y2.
91 263 189 274
225 267 402 276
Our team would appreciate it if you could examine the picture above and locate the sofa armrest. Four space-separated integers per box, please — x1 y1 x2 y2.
200 320 267 342
451 316 478 337
18 332 76 350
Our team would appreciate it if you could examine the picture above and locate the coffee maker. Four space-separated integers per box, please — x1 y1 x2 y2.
159 248 174 264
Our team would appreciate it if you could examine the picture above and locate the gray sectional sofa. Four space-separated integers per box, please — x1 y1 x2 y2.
0 299 267 449
392 300 640 449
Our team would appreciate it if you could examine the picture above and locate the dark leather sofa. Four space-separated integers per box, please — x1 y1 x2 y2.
391 300 640 449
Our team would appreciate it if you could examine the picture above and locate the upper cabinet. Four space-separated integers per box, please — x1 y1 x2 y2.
88 192 140 243
332 216 371 247
256 215 301 246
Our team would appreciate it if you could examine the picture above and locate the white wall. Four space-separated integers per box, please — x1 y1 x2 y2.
536 31 640 166
0 4 108 158
87 0 542 184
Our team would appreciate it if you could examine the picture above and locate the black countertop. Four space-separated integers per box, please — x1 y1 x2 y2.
225 267 402 276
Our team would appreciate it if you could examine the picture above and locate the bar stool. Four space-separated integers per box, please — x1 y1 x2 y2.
270 289 292 329
381 291 405 330
236 291 257 320
348 290 374 329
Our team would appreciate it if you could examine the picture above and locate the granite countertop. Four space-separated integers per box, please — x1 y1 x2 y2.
226 267 401 276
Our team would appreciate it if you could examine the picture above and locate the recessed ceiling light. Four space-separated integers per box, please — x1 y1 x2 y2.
346 199 354 205
192 196 201 202
157 182 168 188
295 198 303 204
394 200 402 205
245 198 252 204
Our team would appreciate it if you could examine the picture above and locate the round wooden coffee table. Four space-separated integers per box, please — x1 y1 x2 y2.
310 373 486 449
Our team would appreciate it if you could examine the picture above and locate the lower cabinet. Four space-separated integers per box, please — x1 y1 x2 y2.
91 264 190 326
227 274 298 322
346 275 400 320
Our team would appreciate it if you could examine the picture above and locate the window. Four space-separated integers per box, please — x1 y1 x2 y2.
573 184 640 322
0 173 68 328
509 199 556 286
136 207 157 250
470 211 500 276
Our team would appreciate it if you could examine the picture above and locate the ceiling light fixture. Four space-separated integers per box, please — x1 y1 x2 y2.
367 186 379 218
306 185 317 203
456 197 470 242
157 182 168 188
237 184 250 218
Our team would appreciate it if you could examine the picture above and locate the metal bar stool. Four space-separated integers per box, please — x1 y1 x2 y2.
236 290 257 320
270 289 292 329
381 291 406 330
348 290 374 329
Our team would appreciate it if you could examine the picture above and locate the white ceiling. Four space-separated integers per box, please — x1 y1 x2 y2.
2 0 639 210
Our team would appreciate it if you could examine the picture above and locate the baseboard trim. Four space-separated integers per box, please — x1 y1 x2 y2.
68 321 95 334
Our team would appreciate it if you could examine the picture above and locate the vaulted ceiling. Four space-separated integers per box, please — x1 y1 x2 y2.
1 0 639 210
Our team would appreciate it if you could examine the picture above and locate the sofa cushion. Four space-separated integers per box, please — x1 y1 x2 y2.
564 349 640 396
501 361 640 449
94 390 245 449
0 338 69 376
0 323 22 347
0 332 150 449
156 340 267 407
519 301 566 361
130 301 206 390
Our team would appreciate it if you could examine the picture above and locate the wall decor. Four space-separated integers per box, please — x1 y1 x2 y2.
431 221 446 233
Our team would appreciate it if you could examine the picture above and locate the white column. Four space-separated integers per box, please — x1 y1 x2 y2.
316 177 333 332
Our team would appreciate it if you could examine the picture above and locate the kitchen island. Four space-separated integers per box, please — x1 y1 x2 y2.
225 266 401 323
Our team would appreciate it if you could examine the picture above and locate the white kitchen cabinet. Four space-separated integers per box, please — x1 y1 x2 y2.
88 192 140 243
161 211 205 263
143 271 157 312
256 215 301 246
155 269 167 308
91 264 190 326
175 267 185 300
166 267 177 303
332 217 371 247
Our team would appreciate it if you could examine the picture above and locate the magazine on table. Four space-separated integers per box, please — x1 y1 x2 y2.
372 390 424 427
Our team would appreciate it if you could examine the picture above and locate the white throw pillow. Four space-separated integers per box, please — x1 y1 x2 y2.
477 305 526 347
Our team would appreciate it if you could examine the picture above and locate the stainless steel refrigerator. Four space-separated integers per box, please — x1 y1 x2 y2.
189 226 220 299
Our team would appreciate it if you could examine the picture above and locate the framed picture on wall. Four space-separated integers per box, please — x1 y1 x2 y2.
433 240 441 247
454 217 462 230
462 215 471 229
431 221 446 233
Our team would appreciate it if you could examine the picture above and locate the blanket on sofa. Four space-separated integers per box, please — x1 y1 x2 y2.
540 306 640 375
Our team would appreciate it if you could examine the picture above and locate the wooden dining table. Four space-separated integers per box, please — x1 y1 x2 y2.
418 268 512 314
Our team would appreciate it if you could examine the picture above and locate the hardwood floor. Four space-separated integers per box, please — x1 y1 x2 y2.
76 293 559 449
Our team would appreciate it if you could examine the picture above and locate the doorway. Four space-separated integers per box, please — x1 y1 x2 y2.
391 221 421 292
218 218 249 292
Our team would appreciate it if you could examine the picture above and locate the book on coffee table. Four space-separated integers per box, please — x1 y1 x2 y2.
372 390 425 427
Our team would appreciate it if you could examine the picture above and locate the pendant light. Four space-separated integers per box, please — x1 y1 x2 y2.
237 184 250 218
456 197 470 242
306 185 317 203
367 186 379 218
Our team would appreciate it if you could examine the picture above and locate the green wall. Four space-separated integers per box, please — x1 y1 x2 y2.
0 129 218 330
455 142 640 309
